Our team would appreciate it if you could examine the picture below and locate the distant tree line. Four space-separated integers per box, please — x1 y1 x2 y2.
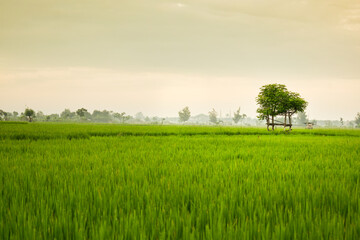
1 106 359 128
1 94 359 128
0 108 136 124
176 106 247 125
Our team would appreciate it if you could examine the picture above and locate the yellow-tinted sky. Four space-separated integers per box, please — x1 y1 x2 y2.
1 0 360 119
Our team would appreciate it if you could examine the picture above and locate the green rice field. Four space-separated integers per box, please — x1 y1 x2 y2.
1 123 360 239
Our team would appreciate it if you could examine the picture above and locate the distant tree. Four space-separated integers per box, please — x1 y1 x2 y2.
13 111 19 118
6 112 13 119
61 109 76 120
124 115 132 123
135 112 145 121
0 110 7 121
36 111 45 121
47 114 60 122
24 108 35 122
325 120 332 128
19 112 27 121
355 113 360 128
233 107 246 124
340 117 344 127
92 110 102 120
113 112 129 123
178 106 191 122
92 110 112 122
296 112 308 125
209 108 218 124
76 108 88 118
113 112 125 120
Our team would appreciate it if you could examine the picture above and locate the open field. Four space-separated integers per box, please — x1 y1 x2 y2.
1 123 360 239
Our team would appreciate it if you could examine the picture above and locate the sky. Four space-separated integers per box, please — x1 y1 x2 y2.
1 0 360 120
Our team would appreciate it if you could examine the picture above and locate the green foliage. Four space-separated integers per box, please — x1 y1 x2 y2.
208 108 218 124
256 84 308 120
256 84 288 120
285 91 308 115
178 106 191 122
0 124 359 239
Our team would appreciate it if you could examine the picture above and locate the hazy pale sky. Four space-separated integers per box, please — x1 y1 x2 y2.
1 0 360 120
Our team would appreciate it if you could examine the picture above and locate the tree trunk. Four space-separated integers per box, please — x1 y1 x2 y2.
271 115 274 130
266 116 270 131
284 112 287 130
289 114 292 130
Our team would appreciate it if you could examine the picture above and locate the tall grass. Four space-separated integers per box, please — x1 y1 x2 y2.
1 123 360 140
0 124 359 239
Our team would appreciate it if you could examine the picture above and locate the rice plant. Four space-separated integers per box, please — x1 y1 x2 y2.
0 123 359 239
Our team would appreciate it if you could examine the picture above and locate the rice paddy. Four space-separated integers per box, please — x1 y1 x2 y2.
1 123 359 239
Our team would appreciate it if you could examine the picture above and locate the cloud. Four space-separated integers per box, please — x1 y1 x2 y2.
0 0 360 78
340 4 360 31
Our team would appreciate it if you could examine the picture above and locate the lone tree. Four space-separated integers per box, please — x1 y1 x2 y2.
256 84 307 130
209 108 218 124
24 108 35 122
178 106 191 122
233 107 247 124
